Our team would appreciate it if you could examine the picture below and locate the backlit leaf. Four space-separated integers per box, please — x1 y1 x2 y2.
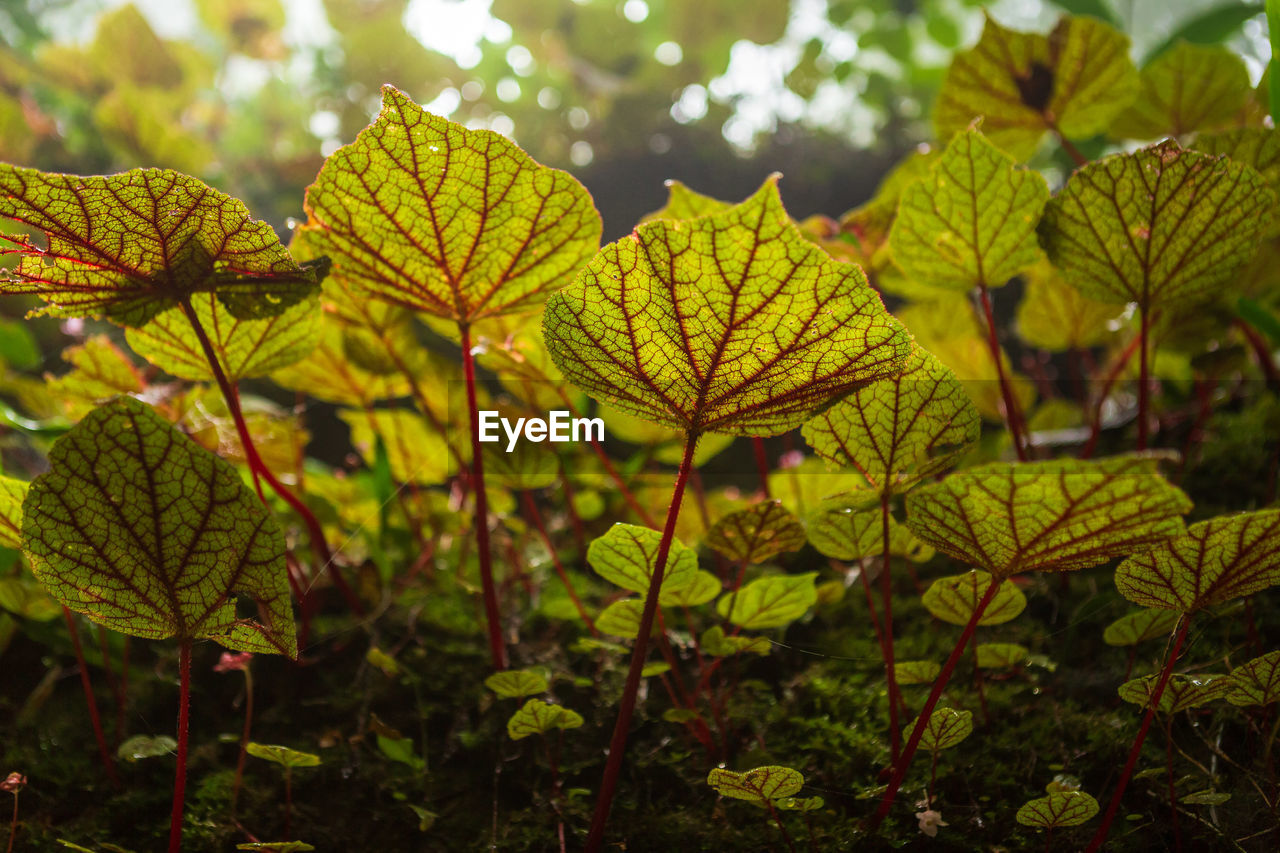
1193 128 1280 230
588 523 697 595
909 706 973 752
639 180 731 223
706 765 804 802
0 576 62 621
596 599 644 638
544 176 910 436
699 625 772 657
246 743 321 768
716 572 818 630
905 455 1191 579
1115 510 1280 611
1118 673 1231 713
1015 259 1125 352
895 660 942 685
1016 791 1099 828
126 292 319 382
1040 141 1275 312
297 85 601 322
922 571 1027 627
45 336 145 421
890 128 1048 291
934 15 1138 160
21 397 296 656
0 166 320 327
976 642 1029 669
506 698 584 740
485 668 548 699
1225 651 1280 706
659 570 722 607
802 346 979 494
271 320 410 407
706 501 806 564
340 409 451 486
1112 42 1252 139
236 843 315 852
1102 609 1181 647
117 734 177 762
805 497 933 562
0 475 27 549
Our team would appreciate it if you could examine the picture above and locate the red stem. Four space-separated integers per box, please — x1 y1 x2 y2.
1236 318 1280 389
168 641 192 853
880 496 902 761
231 668 253 817
1086 615 1191 852
177 298 363 616
869 576 1001 829
63 607 119 787
6 791 15 853
585 431 699 852
1138 306 1151 451
521 490 598 635
751 436 772 497
976 285 1028 461
459 322 507 670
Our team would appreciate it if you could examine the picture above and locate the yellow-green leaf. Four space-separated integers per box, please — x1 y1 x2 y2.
699 625 771 657
1118 673 1231 713
659 570 722 608
340 409 451 486
639 180 732 224
804 497 933 562
1102 609 1180 647
1225 651 1280 707
1016 791 1099 829
922 571 1027 627
588 523 697 596
705 501 806 564
45 336 146 421
975 642 1029 669
485 668 548 699
506 698 583 740
0 475 27 549
717 572 818 630
909 706 972 752
1112 42 1252 139
895 660 942 685
246 743 321 768
0 576 62 621
1015 259 1126 352
706 765 803 802
1193 128 1280 233
596 599 644 638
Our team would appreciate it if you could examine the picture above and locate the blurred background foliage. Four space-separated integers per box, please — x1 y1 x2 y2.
0 0 1274 234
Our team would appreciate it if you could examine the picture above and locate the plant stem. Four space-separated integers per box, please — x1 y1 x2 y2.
522 491 597 635
976 285 1028 461
751 436 771 497
766 800 799 853
177 298 363 616
971 639 989 725
869 577 1001 829
1082 333 1141 459
168 641 192 853
1086 615 1191 852
63 607 119 787
458 322 507 670
585 431 700 853
880 495 902 761
1138 306 1151 450
231 667 253 817
6 791 16 853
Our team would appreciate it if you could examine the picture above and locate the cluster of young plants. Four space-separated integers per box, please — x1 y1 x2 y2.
0 9 1279 852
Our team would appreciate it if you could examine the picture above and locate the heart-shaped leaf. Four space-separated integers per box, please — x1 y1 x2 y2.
890 128 1049 291
588 524 697 595
802 346 980 495
0 576 61 621
44 336 145 421
543 176 910 436
658 570 721 608
1040 141 1275 312
640 180 732 223
908 706 973 752
1015 259 1126 352
506 698 583 740
706 765 803 802
485 668 548 699
705 501 806 564
0 166 320 326
905 455 1191 579
1016 791 1099 829
1102 609 1180 647
1193 128 1280 231
117 734 177 762
895 660 942 685
699 625 771 657
934 15 1138 160
1118 673 1231 713
1115 509 1280 612
296 85 601 323
596 599 644 638
1112 42 1252 139
21 397 296 656
1225 651 1280 707
922 571 1027 626
805 498 933 562
975 642 1029 669
716 572 818 630
0 475 27 548
246 743 321 769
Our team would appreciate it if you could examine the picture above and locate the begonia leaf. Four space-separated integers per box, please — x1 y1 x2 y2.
340 408 451 486
699 625 771 657
705 501 806 564
1193 128 1280 231
716 572 817 630
706 765 803 802
507 698 583 740
975 642 1029 670
1016 791 1099 829
246 743 321 769
1102 609 1181 647
1225 651 1280 707
588 523 697 595
596 599 644 638
922 571 1027 627
640 180 731 223
485 668 549 699
658 570 722 608
1015 259 1125 352
1112 42 1252 139
45 336 145 421
805 497 933 562
1118 673 1231 713
0 475 27 549
895 660 942 685
909 706 973 752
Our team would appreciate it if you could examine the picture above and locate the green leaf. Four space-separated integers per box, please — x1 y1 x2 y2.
895 660 942 685
376 735 424 770
588 523 697 595
236 844 315 852
922 571 1027 627
485 668 549 699
1041 141 1275 312
1113 42 1252 138
0 576 61 621
596 599 644 638
116 734 176 762
506 698 583 740
802 346 979 495
1115 509 1280 612
0 475 28 549
544 176 910 436
0 166 320 327
1181 790 1232 806
804 497 933 562
1102 609 1181 646
639 180 732 223
0 317 40 369
775 795 825 812
706 765 804 802
21 397 296 656
659 570 722 607
1045 0 1120 27
340 409 451 486
890 128 1048 291
45 336 146 421
271 320 412 407
1193 128 1280 233
717 573 818 630
1016 791 1100 828
1270 0 1280 123
297 85 601 322
1118 673 1232 713
246 742 322 768
699 625 772 657
909 706 973 752
126 292 320 382
1226 651 1280 706
975 642 1029 669
705 501 806 564
934 15 1138 160
1015 259 1126 352
640 662 670 677
905 455 1191 579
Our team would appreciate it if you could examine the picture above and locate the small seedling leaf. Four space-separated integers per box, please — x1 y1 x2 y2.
909 706 973 752
1181 790 1231 806
1102 609 1181 647
117 734 176 762
658 570 722 607
506 698 584 740
707 765 804 802
922 571 1027 627
1117 673 1232 713
895 660 942 685
706 501 806 564
485 668 548 699
596 599 645 638
588 523 697 595
1226 651 1280 706
716 572 818 630
246 743 321 768
975 642 1029 669
1016 791 1100 828
700 625 772 657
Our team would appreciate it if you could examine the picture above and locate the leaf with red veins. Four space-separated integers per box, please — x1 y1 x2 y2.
1016 792 1099 829
905 455 1191 579
45 335 146 421
806 496 933 562
544 176 911 436
802 345 979 495
296 85 602 323
922 571 1026 626
1226 651 1280 707
0 166 321 327
705 500 807 564
1115 509 1280 612
0 475 28 548
1118 673 1231 713
706 765 804 803
21 397 296 657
